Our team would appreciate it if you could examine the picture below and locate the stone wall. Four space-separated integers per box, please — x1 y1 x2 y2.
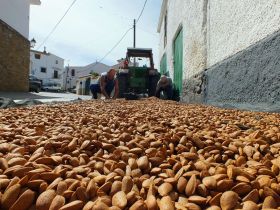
0 19 29 91
205 29 280 105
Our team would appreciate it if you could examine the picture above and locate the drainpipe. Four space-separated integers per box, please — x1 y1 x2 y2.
202 0 209 69
202 0 209 103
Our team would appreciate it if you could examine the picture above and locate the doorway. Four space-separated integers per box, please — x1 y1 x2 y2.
85 78 91 95
173 28 183 94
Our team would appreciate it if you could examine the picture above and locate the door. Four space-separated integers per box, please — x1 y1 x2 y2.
173 28 183 94
160 53 168 76
85 78 91 95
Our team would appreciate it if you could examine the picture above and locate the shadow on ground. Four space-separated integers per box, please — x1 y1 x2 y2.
0 92 60 100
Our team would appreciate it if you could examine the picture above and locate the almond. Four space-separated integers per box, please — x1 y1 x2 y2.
160 196 174 210
49 195 65 210
202 176 217 190
36 189 56 210
185 174 197 196
242 201 258 210
59 200 84 210
146 195 158 210
1 183 21 210
9 189 35 210
112 191 127 209
122 176 133 193
158 183 173 196
129 200 147 210
220 191 238 210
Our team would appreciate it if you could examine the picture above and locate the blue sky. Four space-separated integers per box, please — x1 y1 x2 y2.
30 0 162 68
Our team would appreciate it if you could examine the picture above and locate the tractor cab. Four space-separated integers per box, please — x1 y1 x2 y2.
117 48 160 98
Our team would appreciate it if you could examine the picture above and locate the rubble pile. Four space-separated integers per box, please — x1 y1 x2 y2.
0 98 280 210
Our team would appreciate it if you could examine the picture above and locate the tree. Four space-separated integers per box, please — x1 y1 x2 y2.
90 71 99 78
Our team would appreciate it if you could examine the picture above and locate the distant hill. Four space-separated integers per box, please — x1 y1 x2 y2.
76 62 111 78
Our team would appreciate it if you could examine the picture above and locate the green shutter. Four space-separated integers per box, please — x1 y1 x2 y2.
173 29 183 94
160 53 168 75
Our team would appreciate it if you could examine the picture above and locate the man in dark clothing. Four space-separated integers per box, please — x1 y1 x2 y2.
90 69 119 99
155 75 173 100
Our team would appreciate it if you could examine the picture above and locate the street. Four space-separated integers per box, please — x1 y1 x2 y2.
0 91 92 103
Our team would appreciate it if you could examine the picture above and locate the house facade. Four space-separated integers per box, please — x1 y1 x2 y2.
30 49 65 88
64 66 83 90
158 0 280 105
0 0 40 91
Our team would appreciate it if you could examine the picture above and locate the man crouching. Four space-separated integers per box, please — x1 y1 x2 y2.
155 75 173 100
90 69 119 99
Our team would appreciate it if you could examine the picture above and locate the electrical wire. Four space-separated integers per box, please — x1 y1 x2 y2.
138 27 158 37
136 0 148 23
36 0 78 50
82 27 133 71
91 0 148 66
73 0 148 71
98 27 133 63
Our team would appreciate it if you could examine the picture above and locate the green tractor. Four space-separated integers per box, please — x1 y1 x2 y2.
117 48 160 99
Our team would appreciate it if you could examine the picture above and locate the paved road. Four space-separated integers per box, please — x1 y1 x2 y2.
0 91 92 103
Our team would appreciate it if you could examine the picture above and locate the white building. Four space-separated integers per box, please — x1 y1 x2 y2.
30 49 65 88
64 66 84 90
0 0 41 39
66 62 110 94
72 62 110 95
0 0 41 91
158 0 280 106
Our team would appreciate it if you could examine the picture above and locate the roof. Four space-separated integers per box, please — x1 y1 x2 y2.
78 74 92 79
157 0 168 32
127 48 153 58
30 49 64 60
30 49 50 55
30 0 41 5
127 47 153 52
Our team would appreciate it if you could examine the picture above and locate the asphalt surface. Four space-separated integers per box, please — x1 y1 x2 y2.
0 91 92 103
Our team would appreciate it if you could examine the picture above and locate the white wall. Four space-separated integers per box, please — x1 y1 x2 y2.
159 0 280 75
0 0 30 38
30 51 65 86
208 0 280 66
158 0 207 80
65 66 84 90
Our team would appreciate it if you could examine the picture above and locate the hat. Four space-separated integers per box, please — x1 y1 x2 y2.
160 75 168 83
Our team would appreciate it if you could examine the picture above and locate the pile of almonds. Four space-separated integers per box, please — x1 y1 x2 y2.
0 98 280 210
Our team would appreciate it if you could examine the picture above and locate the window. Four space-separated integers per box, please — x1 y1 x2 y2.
41 67 47 73
71 69 75 77
55 60 58 64
54 70 58 79
164 12 167 47
35 54 41 59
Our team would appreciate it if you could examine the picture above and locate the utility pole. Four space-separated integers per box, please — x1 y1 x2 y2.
133 19 136 66
133 19 136 48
